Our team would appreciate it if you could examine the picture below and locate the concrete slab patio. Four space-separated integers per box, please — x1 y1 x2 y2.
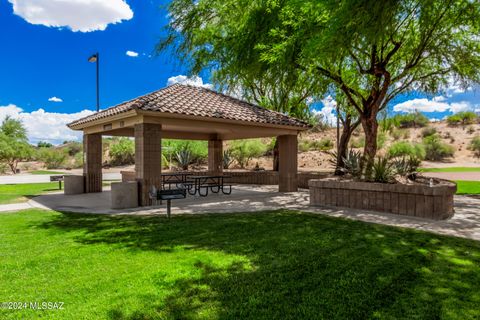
25 184 480 241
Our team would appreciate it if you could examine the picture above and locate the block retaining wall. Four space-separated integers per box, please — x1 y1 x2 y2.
309 179 457 220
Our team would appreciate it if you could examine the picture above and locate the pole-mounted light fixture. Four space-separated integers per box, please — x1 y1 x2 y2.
88 52 100 112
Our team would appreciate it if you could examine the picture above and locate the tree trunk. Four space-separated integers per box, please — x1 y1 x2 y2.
334 119 360 175
361 114 379 178
273 138 279 171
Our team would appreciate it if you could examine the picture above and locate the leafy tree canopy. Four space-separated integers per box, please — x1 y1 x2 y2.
160 0 480 160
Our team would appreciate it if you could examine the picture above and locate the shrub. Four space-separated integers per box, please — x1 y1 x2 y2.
163 140 207 164
350 136 365 148
423 135 455 161
446 111 477 126
299 138 334 152
73 152 84 169
109 138 135 166
37 141 53 148
387 142 426 160
65 142 82 156
393 111 429 128
38 148 68 169
469 136 480 158
377 132 387 149
307 113 331 132
228 139 267 168
421 127 437 138
0 163 7 174
298 139 311 152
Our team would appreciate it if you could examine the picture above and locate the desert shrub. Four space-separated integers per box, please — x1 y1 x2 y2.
298 139 311 152
307 113 331 132
350 136 365 148
163 140 207 165
299 138 333 152
228 139 267 168
38 148 68 169
446 111 477 126
109 138 135 166
467 126 476 134
469 136 480 158
393 111 429 128
421 127 437 138
387 142 426 160
73 152 84 169
377 132 387 149
423 135 455 161
65 142 82 156
37 141 53 148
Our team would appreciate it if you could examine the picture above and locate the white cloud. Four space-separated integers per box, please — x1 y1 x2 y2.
167 75 213 89
393 96 477 113
48 96 63 102
0 104 94 144
313 95 338 126
8 0 133 32
126 50 138 57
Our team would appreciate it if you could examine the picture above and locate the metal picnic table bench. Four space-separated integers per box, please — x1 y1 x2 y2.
50 175 64 190
187 175 232 197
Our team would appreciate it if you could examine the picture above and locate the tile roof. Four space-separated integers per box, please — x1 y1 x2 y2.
68 84 310 129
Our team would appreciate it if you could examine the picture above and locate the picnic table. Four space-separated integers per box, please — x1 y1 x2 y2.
187 175 232 197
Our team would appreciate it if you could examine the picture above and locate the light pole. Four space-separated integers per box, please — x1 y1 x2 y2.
88 52 100 112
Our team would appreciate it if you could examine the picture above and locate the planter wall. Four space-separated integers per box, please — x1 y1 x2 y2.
120 170 328 189
309 179 457 220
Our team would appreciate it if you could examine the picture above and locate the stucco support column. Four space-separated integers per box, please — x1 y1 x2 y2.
208 139 223 174
278 134 298 192
135 123 162 206
83 133 102 193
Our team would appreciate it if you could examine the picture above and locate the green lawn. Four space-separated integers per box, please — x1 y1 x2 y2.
0 183 59 204
1 209 479 319
420 167 480 173
30 170 64 175
455 181 480 195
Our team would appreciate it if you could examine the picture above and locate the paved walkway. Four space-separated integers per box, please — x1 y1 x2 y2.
423 172 480 181
0 173 121 184
7 185 475 241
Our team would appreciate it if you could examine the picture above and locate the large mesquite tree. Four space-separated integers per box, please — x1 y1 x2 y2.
160 0 480 166
158 0 327 170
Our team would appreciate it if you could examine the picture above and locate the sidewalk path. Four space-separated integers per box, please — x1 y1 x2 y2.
0 173 121 184
423 172 480 181
0 202 34 212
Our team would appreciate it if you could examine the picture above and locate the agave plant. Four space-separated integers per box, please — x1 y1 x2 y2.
223 150 234 169
371 156 395 183
342 149 364 179
175 149 192 170
391 156 421 180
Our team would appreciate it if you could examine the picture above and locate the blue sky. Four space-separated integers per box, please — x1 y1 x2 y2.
0 0 478 143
